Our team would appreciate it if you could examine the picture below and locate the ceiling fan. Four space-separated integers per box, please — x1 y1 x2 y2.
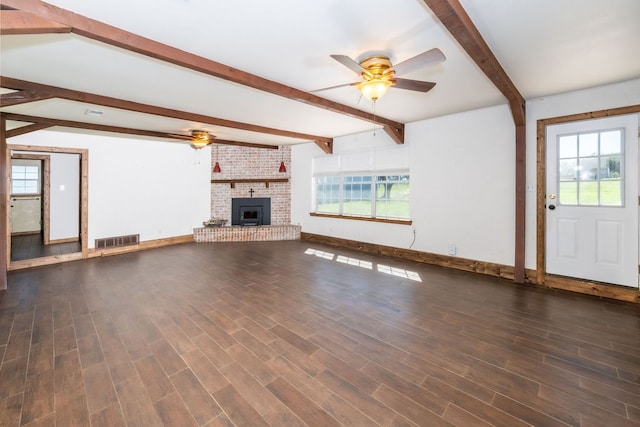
317 48 446 101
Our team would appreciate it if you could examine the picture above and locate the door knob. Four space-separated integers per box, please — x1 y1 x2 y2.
549 205 556 210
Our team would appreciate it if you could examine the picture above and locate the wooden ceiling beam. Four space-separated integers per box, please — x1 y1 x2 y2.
1 76 332 151
422 0 525 126
166 135 279 150
0 90 55 107
4 112 198 141
3 112 279 150
6 122 52 137
0 0 404 146
210 140 279 150
0 10 70 35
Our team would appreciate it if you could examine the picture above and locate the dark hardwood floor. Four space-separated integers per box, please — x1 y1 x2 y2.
11 234 81 261
1 240 639 426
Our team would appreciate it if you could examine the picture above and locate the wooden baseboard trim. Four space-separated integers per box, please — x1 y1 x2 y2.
11 231 41 236
8 235 194 271
540 274 640 303
88 234 194 258
9 252 83 271
301 232 516 280
48 237 79 245
300 232 640 303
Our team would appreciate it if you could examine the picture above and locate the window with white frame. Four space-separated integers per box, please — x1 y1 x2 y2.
313 146 410 220
11 164 40 195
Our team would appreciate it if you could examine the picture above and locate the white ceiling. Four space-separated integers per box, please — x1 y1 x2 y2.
1 0 639 147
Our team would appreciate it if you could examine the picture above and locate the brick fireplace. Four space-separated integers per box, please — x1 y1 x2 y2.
209 145 291 225
194 144 298 242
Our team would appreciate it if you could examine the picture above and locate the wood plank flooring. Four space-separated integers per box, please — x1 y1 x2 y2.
1 240 639 426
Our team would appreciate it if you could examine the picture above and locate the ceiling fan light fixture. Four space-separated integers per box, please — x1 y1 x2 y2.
358 79 393 101
323 50 443 101
190 129 211 149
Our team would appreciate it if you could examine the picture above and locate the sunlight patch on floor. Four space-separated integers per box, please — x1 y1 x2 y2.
304 248 335 260
377 264 422 282
336 255 373 270
305 248 421 282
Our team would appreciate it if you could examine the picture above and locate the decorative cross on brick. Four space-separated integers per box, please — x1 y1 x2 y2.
248 188 255 198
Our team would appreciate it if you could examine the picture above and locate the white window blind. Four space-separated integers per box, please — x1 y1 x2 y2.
339 150 373 174
312 154 341 176
373 145 409 172
313 145 409 175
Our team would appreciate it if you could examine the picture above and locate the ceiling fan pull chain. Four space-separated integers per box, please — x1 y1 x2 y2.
372 100 377 136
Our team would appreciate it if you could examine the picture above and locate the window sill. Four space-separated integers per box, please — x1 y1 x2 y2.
309 212 412 225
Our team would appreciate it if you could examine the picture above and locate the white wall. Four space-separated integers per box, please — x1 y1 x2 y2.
292 103 516 266
11 130 211 248
50 153 80 240
408 104 515 264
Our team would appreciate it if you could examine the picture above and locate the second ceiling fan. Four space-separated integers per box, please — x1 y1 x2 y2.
318 48 446 101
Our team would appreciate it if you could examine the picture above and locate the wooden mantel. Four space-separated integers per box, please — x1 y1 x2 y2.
210 178 289 188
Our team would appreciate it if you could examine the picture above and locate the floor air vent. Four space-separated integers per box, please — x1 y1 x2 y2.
95 234 139 249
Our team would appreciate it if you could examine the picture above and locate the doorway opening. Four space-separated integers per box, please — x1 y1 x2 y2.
7 145 88 269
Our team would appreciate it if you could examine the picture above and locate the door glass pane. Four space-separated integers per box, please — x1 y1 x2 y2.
559 159 577 180
600 155 621 179
578 181 598 205
578 133 598 157
558 135 577 158
559 182 577 205
25 167 39 180
600 180 622 206
25 182 38 193
600 130 621 155
578 157 598 180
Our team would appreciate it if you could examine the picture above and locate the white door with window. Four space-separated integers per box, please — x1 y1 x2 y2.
546 114 638 288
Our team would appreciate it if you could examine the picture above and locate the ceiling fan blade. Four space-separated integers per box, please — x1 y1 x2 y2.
393 78 436 92
392 48 446 75
330 54 372 78
311 82 360 92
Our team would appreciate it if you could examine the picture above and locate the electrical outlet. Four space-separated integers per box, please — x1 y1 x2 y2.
448 244 456 256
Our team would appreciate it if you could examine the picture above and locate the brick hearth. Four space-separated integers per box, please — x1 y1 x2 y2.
193 225 301 242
